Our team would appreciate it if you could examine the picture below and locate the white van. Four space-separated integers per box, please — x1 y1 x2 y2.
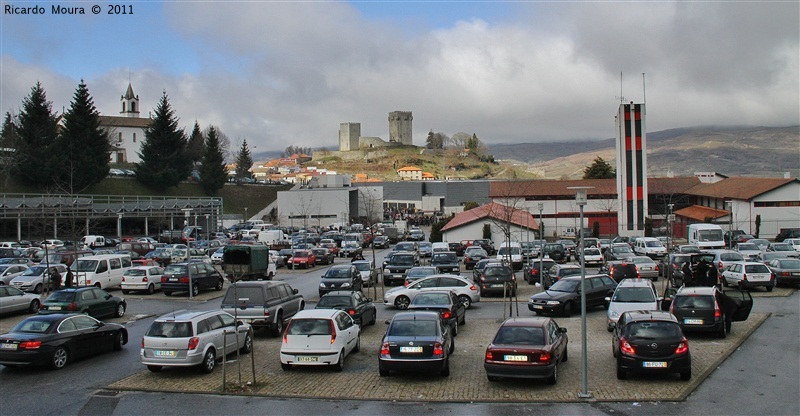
633 237 668 259
259 229 288 246
80 235 106 249
687 223 725 250
496 242 523 270
431 242 450 254
72 254 132 290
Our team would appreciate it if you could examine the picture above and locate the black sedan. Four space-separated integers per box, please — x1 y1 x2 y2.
315 290 377 327
527 274 617 317
407 290 467 336
312 248 335 265
484 317 568 384
379 311 453 377
0 313 127 369
319 265 362 297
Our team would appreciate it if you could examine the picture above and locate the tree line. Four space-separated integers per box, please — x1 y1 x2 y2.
0 81 258 195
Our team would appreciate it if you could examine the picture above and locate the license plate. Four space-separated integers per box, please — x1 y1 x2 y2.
533 305 544 310
749 275 768 281
297 356 318 362
641 267 652 271
793 272 800 276
643 361 668 368
503 355 528 362
48 306 62 310
154 350 176 357
491 284 504 288
400 346 423 353
170 278 178 282
0 343 17 350
684 318 703 325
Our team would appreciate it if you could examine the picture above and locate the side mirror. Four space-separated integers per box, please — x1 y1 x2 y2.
293 288 299 294
384 319 391 325
559 327 567 333
604 296 611 303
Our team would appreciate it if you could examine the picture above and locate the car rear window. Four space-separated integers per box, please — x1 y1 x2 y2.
223 286 265 305
674 295 714 309
12 318 53 333
493 326 545 345
146 321 193 338
626 321 681 339
317 295 352 308
745 264 770 273
412 293 450 305
432 253 457 262
388 319 436 337
612 287 656 303
287 319 332 335
47 291 76 302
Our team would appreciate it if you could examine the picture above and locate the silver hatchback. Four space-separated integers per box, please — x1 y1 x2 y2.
140 310 252 374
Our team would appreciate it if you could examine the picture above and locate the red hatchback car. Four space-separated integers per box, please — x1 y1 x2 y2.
484 317 568 384
291 250 317 269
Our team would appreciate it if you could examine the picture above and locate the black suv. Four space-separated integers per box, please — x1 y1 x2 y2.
542 243 567 264
383 253 419 286
663 286 752 338
161 261 224 296
601 261 640 283
775 228 800 242
472 239 496 255
431 252 460 274
612 310 692 381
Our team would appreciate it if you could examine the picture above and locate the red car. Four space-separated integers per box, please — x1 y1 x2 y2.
291 250 316 269
320 242 340 256
484 317 568 385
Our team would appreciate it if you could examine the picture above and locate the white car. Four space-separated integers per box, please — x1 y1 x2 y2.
210 248 224 265
606 278 659 331
10 264 69 293
280 309 360 371
383 274 480 310
785 238 800 253
582 248 603 266
121 266 164 294
352 260 377 287
722 261 775 291
736 243 763 261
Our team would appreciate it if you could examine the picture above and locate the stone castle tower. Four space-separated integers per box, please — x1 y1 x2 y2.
388 111 413 145
120 83 140 118
339 122 361 152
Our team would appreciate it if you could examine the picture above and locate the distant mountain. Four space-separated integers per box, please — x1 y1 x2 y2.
488 126 799 179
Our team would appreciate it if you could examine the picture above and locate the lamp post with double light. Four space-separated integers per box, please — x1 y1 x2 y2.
538 202 544 287
568 186 593 399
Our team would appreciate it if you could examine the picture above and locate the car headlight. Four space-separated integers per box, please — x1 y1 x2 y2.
319 283 326 288
546 300 561 306
341 282 351 288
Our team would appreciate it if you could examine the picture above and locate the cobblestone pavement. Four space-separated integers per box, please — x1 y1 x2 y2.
109 309 769 403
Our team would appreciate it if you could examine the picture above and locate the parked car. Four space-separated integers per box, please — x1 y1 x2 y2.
431 251 460 274
339 242 363 258
472 259 502 283
767 242 799 258
448 242 465 257
736 243 763 261
0 313 127 369
524 259 557 286
384 274 480 310
605 245 635 262
484 317 568 384
463 247 488 270
312 248 335 265
582 248 603 266
664 286 753 338
606 278 659 331
383 252 419 286
722 261 775 291
291 250 317 268
775 227 800 242
418 242 433 258
748 238 771 252
9 264 69 294
121 266 164 294
39 287 126 319
783 238 800 253
611 310 691 380
393 241 419 256
477 264 517 297
379 311 453 377
544 264 582 284
600 261 640 283
220 280 304 336
351 260 377 287
527 274 618 317
319 265 362 297
210 248 225 265
372 236 389 249
766 258 800 287
659 253 693 286
315 291 376 327
557 240 577 260
408 228 426 242
677 245 702 254
280 309 360 371
141 310 252 374
404 266 437 285
407 290 466 337
472 239 496 255
627 256 660 280
160 262 224 297
0 264 29 285
542 243 567 263
757 251 791 264
0 285 41 315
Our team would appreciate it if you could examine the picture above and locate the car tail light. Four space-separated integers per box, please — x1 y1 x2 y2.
404 281 410 287
480 276 486 282
539 352 551 363
121 276 126 282
179 277 189 283
141 338 145 348
485 349 493 361
770 273 776 281
718 261 724 270
18 341 42 350
742 273 747 281
433 342 444 356
619 337 636 355
469 284 477 291
142 276 148 282
329 320 336 344
380 341 390 357
161 277 167 283
441 311 452 320
66 302 78 311
781 272 790 277
675 338 689 355
655 264 659 271
347 309 356 316
187 337 200 350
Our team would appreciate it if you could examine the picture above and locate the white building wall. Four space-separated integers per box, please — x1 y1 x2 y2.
109 125 145 163
748 183 800 238
277 189 351 229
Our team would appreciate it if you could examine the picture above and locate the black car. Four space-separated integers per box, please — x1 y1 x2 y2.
524 259 557 286
372 236 389 249
463 248 489 270
659 254 693 286
378 311 453 377
542 243 567 264
472 259 501 283
383 252 418 286
316 290 376 327
0 313 127 369
407 229 426 242
484 317 568 384
407 290 467 336
527 274 618 317
319 265 362 296
612 310 692 381
431 251 460 274
312 248 334 265
604 245 635 262
448 242 465 257
601 261 640 283
472 239 496 255
478 264 517 297
160 261 225 297
663 286 752 338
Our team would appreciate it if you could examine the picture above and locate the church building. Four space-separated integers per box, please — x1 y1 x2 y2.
98 83 150 164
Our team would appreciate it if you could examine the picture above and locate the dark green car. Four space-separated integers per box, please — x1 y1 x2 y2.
39 287 126 319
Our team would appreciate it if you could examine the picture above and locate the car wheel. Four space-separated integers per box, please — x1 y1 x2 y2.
122 290 129 295
616 366 627 380
379 366 389 377
458 295 472 309
200 349 216 374
272 312 284 337
281 362 292 371
113 331 125 351
147 284 155 295
147 365 163 372
547 362 558 385
240 332 253 354
725 318 732 334
215 279 224 291
680 368 692 381
440 358 450 377
191 283 200 297
28 299 40 313
718 317 727 339
353 335 361 353
394 296 411 310
50 347 68 370
562 302 573 318
163 291 172 296
449 337 455 355
369 310 377 326
34 283 42 294
766 285 773 292
333 349 345 372
452 322 459 337
115 303 126 318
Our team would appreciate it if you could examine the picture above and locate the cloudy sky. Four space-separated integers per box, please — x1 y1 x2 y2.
1 1 798 153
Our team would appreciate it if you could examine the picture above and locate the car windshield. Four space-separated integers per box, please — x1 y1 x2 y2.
392 256 415 266
72 260 97 272
612 287 656 303
287 319 332 336
631 257 655 265
646 241 663 247
548 279 579 292
147 321 193 338
560 269 582 277
720 253 744 261
295 251 311 257
325 268 353 278
772 244 793 251
21 266 46 276
317 295 352 308
493 326 545 345
777 259 800 268
173 249 187 256
12 318 54 334
584 249 601 255
614 247 633 253
46 291 76 302
432 253 457 263
412 293 450 305
697 229 723 241
388 319 437 337
498 247 521 255
396 244 414 251
353 263 371 271
674 295 714 309
626 321 681 340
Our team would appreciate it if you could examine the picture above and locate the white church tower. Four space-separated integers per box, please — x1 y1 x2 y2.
120 83 140 118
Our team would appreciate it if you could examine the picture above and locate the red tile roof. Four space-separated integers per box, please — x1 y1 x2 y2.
441 202 539 232
674 205 729 221
685 177 798 200
398 166 422 172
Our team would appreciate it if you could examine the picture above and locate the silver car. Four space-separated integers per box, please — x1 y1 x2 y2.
384 274 480 310
627 256 660 280
352 260 377 287
0 285 41 314
0 264 29 285
140 310 252 374
9 264 69 293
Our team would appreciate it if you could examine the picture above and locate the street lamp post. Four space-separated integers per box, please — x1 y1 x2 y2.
569 186 593 400
537 203 544 287
667 203 675 252
244 207 248 223
725 201 733 248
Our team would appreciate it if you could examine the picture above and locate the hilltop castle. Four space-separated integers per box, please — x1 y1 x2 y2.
339 111 413 151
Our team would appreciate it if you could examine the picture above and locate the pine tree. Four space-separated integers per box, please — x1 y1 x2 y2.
199 126 228 195
135 91 191 188
186 121 205 165
14 82 60 186
0 112 20 182
582 156 616 179
234 139 253 184
54 80 111 192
